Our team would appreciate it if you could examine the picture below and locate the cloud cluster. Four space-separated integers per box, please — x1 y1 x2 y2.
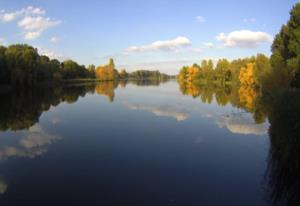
0 37 5 45
0 6 61 40
37 47 66 60
216 30 273 48
0 6 45 22
0 125 60 160
125 36 191 53
196 16 206 23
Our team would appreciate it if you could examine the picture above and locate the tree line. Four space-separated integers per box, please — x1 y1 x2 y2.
0 46 173 87
178 3 300 94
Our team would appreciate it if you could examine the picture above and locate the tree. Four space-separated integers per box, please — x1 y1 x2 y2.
271 3 300 81
215 59 231 84
0 46 9 84
87 65 96 78
239 63 256 86
5 44 39 86
254 54 271 87
95 59 119 81
119 69 128 79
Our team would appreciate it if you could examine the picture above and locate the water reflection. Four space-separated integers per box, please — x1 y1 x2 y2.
178 80 268 124
179 80 300 206
0 80 166 132
0 125 60 160
217 113 268 135
0 178 7 195
125 103 189 121
0 80 299 205
266 90 300 206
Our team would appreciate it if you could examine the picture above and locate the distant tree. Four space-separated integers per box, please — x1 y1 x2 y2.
109 58 115 68
95 59 119 81
119 69 128 79
215 59 231 84
87 64 96 78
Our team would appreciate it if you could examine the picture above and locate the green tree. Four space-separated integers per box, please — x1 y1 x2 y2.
0 46 9 84
271 3 300 81
119 69 128 79
5 44 39 86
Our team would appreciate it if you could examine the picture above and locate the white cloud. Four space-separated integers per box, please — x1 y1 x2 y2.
216 30 273 48
1 6 60 40
37 47 66 60
196 16 206 23
24 31 41 40
202 42 214 48
243 18 256 23
18 16 61 40
0 37 5 45
50 36 59 43
0 6 45 22
125 36 191 53
18 16 60 31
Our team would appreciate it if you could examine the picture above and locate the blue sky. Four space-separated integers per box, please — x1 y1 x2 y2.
0 0 298 74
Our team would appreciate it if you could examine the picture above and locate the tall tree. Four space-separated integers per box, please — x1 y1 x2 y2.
271 3 300 78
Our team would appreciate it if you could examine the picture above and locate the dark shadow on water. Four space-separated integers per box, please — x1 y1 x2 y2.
0 80 170 132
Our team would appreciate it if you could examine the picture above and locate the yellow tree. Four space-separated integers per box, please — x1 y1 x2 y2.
239 63 256 86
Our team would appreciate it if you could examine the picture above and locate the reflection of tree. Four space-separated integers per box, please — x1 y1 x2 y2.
0 80 171 132
95 81 118 102
129 79 166 87
178 80 268 124
0 84 96 132
0 178 7 194
238 86 257 111
266 90 300 206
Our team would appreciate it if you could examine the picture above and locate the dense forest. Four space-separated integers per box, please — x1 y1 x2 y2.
0 46 173 88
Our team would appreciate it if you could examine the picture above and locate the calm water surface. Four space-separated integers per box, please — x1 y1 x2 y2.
0 81 271 205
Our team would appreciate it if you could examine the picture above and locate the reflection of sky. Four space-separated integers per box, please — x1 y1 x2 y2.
217 113 268 135
0 125 60 160
0 81 270 204
116 81 269 135
0 81 269 162
125 102 189 121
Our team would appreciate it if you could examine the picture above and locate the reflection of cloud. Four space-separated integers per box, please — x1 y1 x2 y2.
125 103 189 121
50 117 62 124
217 113 268 135
0 179 7 194
0 125 60 159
